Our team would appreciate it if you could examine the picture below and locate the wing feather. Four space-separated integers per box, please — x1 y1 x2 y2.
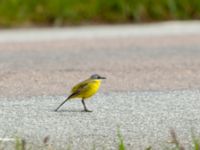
71 79 89 93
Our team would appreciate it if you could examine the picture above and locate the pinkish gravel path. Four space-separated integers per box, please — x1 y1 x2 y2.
0 22 200 97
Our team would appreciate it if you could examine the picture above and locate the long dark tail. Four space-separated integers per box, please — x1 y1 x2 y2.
54 98 69 111
54 92 78 111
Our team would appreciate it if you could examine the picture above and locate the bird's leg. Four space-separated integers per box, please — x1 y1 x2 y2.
81 99 92 112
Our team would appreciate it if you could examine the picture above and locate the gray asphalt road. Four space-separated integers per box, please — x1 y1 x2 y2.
1 90 200 150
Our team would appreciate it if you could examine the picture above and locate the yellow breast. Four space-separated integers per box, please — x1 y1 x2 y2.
81 80 101 99
70 79 101 99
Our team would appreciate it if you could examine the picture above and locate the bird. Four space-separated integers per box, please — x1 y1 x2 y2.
55 74 106 112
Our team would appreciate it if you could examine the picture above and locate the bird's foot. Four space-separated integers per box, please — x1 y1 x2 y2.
83 109 93 112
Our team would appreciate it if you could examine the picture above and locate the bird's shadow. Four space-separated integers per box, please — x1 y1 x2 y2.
52 109 92 113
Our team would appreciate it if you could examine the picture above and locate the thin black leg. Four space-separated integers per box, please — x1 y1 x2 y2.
81 99 92 112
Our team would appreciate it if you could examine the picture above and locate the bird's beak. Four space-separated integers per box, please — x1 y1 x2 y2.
100 76 106 79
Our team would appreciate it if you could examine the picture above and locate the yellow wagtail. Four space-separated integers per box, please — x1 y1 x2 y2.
55 74 106 112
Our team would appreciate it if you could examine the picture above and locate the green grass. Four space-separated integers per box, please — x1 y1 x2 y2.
117 128 126 150
1 130 200 150
15 137 25 150
0 0 199 27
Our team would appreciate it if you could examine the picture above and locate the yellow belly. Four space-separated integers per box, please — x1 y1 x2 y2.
71 79 101 99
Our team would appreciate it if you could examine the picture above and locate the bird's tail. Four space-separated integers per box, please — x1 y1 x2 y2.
54 92 78 111
54 98 69 111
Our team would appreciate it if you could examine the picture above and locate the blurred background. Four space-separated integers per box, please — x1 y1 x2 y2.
0 0 199 27
1 1 200 149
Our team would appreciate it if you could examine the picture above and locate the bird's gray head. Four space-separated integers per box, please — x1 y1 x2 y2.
90 74 106 80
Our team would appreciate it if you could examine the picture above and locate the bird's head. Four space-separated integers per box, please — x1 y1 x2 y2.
90 74 106 80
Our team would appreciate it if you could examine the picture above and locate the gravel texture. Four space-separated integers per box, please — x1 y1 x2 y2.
1 90 200 149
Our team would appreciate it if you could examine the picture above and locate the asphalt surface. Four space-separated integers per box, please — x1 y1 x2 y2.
1 90 200 150
1 21 200 149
